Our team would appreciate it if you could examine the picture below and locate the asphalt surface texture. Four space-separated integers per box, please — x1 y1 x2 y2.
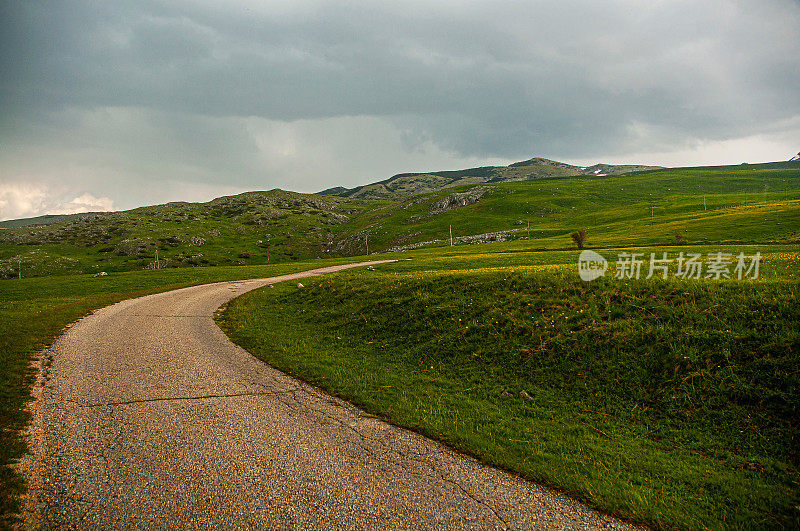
21 261 642 530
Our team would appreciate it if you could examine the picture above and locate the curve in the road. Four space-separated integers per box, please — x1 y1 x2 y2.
20 260 640 529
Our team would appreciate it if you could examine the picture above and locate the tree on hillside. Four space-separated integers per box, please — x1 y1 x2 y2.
570 229 588 249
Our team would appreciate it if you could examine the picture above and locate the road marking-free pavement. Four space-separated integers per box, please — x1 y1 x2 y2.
21 261 641 529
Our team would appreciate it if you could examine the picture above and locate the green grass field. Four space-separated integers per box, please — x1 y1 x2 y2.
218 244 800 529
350 165 800 253
0 161 798 528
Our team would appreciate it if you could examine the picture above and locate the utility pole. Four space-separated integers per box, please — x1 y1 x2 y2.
155 250 160 270
450 225 453 246
703 196 706 211
365 234 369 256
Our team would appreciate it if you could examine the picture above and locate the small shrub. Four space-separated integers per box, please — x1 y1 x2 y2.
570 229 588 249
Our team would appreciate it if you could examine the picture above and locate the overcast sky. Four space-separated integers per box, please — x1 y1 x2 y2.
1 0 798 220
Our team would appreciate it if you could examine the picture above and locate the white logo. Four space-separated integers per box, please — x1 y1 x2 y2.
578 250 608 281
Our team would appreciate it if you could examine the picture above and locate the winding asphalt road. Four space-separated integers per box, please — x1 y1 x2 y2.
21 261 640 529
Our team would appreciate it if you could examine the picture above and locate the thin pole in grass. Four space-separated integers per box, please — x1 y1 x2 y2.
18 256 21 279
450 225 453 246
155 249 160 270
703 195 706 211
365 233 369 255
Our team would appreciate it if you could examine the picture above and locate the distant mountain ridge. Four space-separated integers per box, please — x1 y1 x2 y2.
319 157 662 200
0 212 105 229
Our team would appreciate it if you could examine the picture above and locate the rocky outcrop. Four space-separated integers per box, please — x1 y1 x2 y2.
429 186 493 215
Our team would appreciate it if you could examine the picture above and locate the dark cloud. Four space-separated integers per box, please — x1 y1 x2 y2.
1 0 799 218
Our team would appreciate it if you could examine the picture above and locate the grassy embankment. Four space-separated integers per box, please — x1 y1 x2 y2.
219 245 800 529
0 257 361 527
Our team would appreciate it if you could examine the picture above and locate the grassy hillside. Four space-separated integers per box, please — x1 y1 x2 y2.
0 190 382 279
337 161 800 254
0 213 104 229
219 245 800 529
1 161 798 279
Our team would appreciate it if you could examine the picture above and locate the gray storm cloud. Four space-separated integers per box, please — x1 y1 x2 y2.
1 0 799 219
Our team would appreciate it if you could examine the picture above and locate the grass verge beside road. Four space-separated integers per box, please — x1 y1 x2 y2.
218 246 800 529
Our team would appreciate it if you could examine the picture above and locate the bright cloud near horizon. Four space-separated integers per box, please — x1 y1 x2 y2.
1 0 799 220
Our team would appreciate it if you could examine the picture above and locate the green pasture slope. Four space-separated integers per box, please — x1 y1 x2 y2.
0 191 383 278
347 161 800 252
220 244 800 529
